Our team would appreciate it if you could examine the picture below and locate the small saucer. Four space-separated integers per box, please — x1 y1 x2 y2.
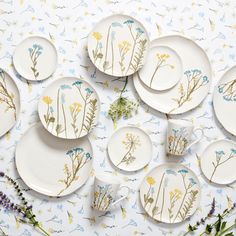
137 45 182 91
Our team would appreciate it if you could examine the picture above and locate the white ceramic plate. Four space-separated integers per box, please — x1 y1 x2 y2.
15 123 93 197
107 126 152 171
13 36 57 81
200 139 236 185
138 45 182 91
38 77 100 139
133 35 212 114
140 163 201 223
213 66 236 136
88 14 150 77
0 69 20 137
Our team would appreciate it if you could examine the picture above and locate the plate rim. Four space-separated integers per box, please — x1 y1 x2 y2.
200 138 236 185
87 13 150 77
38 76 101 140
213 65 236 136
15 123 93 197
13 35 58 81
0 68 21 137
139 162 201 224
107 125 153 172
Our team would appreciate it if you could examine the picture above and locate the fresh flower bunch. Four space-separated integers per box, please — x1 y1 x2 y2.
0 172 50 236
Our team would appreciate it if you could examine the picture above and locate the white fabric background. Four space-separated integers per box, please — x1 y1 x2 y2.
0 0 236 235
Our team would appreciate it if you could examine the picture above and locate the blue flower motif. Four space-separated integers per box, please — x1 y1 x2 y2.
231 148 236 154
86 152 91 159
178 169 188 174
74 147 84 152
111 22 123 27
189 177 197 185
85 88 93 94
136 27 144 34
28 48 33 53
49 106 54 113
66 149 73 155
184 70 191 75
203 76 209 82
218 86 223 93
60 84 72 90
124 19 134 25
166 169 177 175
215 150 225 156
72 81 83 86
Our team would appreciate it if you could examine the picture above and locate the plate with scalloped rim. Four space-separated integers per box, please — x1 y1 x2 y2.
16 123 93 197
200 139 236 185
88 14 150 77
137 45 183 91
107 126 152 172
13 36 57 81
38 77 100 139
133 35 212 114
213 66 236 136
140 163 201 223
0 68 20 137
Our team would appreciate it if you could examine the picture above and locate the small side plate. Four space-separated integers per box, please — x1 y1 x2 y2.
200 139 236 185
13 36 57 81
107 126 152 171
138 45 182 91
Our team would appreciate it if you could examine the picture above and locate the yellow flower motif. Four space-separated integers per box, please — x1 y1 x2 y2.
69 102 82 113
93 32 102 41
157 53 170 61
42 96 53 105
94 191 99 198
118 40 131 52
146 176 156 185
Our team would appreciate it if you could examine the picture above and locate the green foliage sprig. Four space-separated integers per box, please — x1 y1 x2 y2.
108 76 139 127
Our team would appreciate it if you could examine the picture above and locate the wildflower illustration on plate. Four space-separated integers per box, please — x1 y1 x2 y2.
91 18 147 75
210 149 236 182
116 133 141 167
142 168 199 223
218 79 236 101
149 53 174 88
58 147 92 195
0 70 17 119
170 69 209 113
92 184 113 211
28 44 43 79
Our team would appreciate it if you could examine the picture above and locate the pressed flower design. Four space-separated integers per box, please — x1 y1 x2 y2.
210 149 236 182
28 44 43 79
218 79 236 101
89 17 148 76
168 128 189 155
40 79 98 139
92 184 113 211
142 167 199 223
58 147 92 195
0 70 17 119
170 69 209 113
116 133 141 167
149 53 174 88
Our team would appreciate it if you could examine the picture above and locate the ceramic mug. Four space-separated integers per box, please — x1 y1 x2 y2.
92 173 130 212
166 119 203 156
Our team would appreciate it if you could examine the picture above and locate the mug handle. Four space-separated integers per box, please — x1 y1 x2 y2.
111 186 131 206
186 128 204 150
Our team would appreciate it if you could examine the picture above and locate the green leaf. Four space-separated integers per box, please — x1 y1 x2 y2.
221 221 227 231
205 224 213 234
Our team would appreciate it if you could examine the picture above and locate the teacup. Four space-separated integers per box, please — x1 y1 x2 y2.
166 119 203 156
92 173 130 212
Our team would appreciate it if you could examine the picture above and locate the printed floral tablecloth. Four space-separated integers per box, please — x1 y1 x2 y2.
0 0 236 235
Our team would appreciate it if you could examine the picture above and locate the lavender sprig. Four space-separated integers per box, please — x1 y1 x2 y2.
0 172 50 236
183 198 216 236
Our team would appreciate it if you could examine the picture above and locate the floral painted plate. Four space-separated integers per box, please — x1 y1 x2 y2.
107 126 152 171
213 66 236 136
140 163 201 223
0 69 20 137
15 123 93 197
200 139 236 185
88 14 150 77
133 35 212 114
38 77 100 139
138 45 182 91
13 36 57 81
